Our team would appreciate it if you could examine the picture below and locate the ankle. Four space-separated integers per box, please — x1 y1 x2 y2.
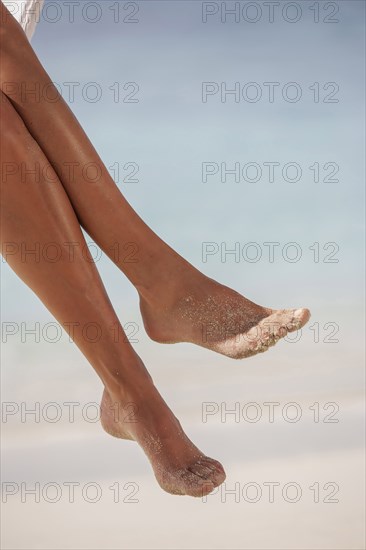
137 261 204 310
101 351 154 398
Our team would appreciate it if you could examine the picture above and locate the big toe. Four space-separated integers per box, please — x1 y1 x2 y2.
170 456 226 498
188 456 226 490
286 307 311 331
180 469 216 498
198 456 226 486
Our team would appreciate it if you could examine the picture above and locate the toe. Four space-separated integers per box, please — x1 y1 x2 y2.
286 308 311 332
187 456 226 491
180 470 215 498
295 307 311 327
188 463 215 479
199 457 226 486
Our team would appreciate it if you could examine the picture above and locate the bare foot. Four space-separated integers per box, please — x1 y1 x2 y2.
140 273 310 359
100 370 226 497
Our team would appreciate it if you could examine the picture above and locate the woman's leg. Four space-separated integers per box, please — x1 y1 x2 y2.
0 88 225 497
0 4 310 360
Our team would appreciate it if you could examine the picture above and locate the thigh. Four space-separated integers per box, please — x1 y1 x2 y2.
0 89 82 248
0 88 96 297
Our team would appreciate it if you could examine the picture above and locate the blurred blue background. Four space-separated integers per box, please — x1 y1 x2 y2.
1 1 365 549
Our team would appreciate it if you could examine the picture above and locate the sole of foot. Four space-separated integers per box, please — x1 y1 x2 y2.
210 307 311 359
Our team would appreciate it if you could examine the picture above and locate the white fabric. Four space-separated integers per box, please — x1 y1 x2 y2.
1 0 44 41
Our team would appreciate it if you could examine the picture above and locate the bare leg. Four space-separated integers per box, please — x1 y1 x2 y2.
0 5 310 359
0 89 225 497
